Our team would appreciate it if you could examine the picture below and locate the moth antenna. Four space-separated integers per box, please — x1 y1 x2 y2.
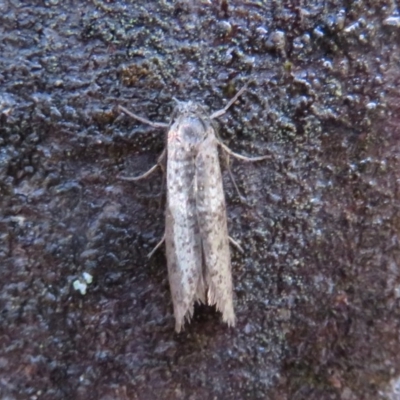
210 83 248 119
118 105 168 129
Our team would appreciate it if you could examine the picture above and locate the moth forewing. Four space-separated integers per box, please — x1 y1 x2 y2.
195 125 235 327
165 118 206 333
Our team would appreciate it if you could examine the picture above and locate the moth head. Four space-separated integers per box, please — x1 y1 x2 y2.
171 99 209 120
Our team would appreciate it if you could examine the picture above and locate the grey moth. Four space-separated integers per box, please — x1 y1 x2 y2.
119 85 267 332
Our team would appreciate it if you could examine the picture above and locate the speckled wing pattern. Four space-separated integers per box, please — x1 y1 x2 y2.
165 106 234 332
196 124 235 326
165 115 206 332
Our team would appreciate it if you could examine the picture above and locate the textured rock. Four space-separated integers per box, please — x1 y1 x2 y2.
1 1 399 399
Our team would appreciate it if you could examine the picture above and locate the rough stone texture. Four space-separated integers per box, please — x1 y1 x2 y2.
1 1 400 399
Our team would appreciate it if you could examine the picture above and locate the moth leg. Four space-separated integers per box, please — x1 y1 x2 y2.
157 147 167 171
223 152 246 202
118 148 166 182
119 105 169 129
155 150 167 208
147 233 166 258
118 164 159 181
229 236 244 253
210 84 248 119
218 140 270 162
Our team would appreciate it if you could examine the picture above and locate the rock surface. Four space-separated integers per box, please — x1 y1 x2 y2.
1 1 400 399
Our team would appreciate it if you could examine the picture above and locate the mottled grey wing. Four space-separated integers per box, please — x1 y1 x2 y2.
165 123 205 333
195 127 235 327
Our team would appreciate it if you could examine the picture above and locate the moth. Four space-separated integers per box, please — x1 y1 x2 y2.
118 84 267 332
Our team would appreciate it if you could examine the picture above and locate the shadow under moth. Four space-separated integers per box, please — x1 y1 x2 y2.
118 84 267 332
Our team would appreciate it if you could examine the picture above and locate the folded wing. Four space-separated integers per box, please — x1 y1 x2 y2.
195 127 235 327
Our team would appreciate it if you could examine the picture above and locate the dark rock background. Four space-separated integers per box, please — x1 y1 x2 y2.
1 1 400 399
